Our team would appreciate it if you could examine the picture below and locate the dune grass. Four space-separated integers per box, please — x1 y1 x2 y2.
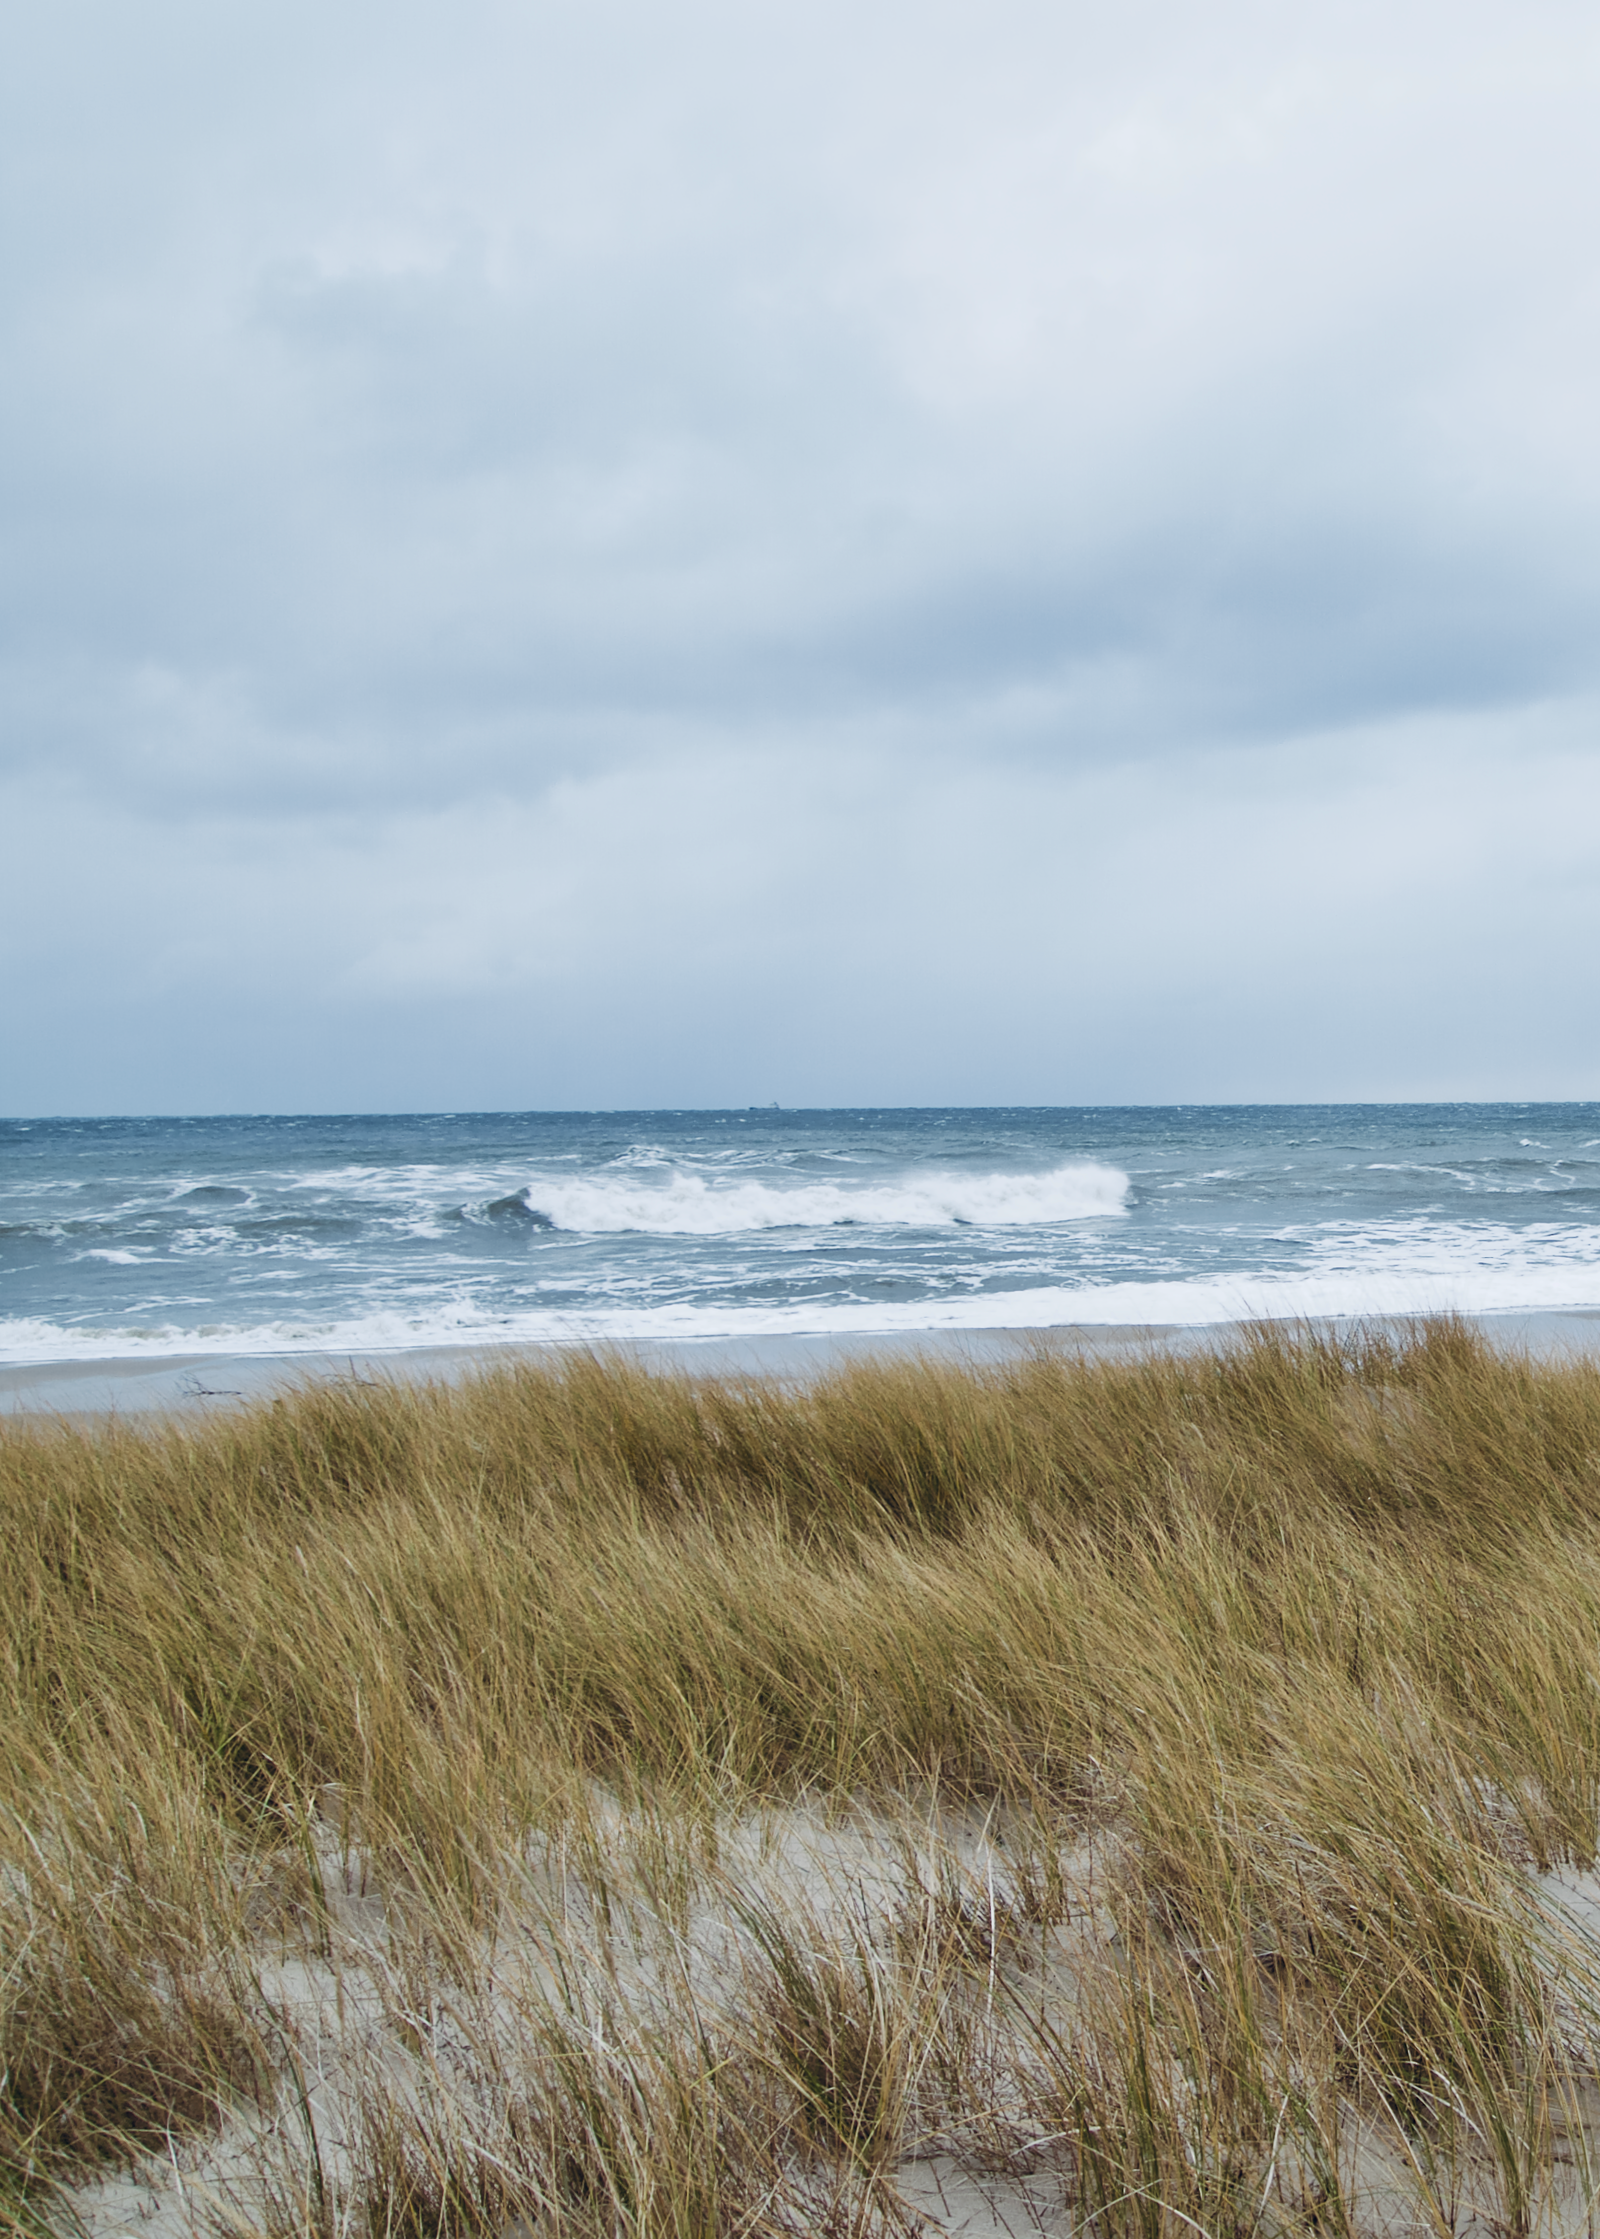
6 1320 1600 2233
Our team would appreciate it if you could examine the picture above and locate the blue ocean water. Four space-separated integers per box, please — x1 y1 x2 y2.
4 1105 1600 1362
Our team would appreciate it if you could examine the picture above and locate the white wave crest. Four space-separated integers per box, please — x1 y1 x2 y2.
517 1161 1131 1235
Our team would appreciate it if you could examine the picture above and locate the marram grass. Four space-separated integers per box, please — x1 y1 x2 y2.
6 1322 1600 2234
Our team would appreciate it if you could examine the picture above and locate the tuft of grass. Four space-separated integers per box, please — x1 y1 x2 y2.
737 1891 916 2172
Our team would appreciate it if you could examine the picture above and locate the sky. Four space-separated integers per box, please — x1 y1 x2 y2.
4 0 1600 1116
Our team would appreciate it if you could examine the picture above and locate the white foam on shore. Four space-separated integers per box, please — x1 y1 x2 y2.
7 1228 1600 1363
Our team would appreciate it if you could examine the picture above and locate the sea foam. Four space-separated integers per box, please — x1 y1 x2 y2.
508 1161 1131 1234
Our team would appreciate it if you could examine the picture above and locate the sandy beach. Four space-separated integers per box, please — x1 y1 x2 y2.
0 1324 1175 1419
7 1306 1600 1419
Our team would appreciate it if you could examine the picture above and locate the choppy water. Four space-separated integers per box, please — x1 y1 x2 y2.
4 1104 1600 1362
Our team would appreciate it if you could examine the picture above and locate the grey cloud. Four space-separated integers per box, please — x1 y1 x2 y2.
5 0 1600 1108
7 704 1600 1113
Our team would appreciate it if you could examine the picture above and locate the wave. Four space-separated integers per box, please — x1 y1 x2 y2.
500 1161 1132 1235
8 1250 1600 1365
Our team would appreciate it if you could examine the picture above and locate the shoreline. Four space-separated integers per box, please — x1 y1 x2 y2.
7 1305 1600 1417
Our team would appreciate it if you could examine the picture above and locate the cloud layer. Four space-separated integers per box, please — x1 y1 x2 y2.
5 0 1600 1111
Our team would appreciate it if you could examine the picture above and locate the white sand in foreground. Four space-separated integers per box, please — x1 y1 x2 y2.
62 1785 1600 2239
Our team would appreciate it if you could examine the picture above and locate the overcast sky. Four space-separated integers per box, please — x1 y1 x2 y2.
4 0 1600 1114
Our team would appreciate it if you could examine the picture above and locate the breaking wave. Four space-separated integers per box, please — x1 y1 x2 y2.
10 1109 1600 1379
508 1162 1130 1234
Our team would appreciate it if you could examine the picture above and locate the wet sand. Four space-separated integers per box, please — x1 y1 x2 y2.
5 1310 1600 1419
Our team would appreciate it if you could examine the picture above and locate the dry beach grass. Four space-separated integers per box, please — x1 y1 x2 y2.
8 1322 1600 2234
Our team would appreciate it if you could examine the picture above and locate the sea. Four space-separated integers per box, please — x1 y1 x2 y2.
4 1104 1600 1365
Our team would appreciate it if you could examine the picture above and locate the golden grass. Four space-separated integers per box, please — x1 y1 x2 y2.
7 1320 1600 2234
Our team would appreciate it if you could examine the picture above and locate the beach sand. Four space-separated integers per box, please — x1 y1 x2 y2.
6 1307 1600 1417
